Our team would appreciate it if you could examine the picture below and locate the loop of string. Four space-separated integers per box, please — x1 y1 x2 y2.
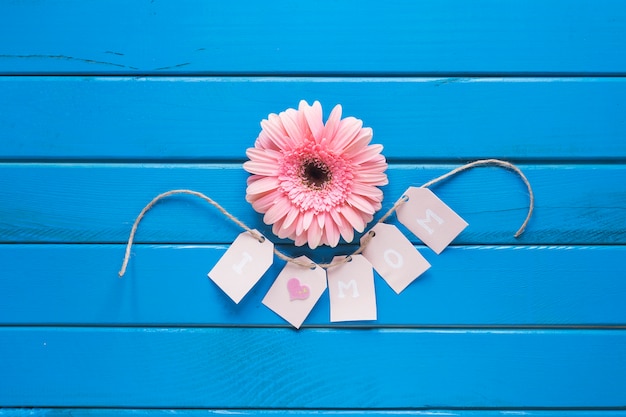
118 158 534 277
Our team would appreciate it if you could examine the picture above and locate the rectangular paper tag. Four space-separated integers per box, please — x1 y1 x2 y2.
262 256 327 329
208 230 274 304
327 255 377 322
361 223 431 294
396 187 468 254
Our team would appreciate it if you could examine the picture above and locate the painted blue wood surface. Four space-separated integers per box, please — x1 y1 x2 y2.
1 77 625 161
0 1 625 75
1 164 624 244
3 412 626 417
1 0 625 414
0 245 624 326
1 328 625 408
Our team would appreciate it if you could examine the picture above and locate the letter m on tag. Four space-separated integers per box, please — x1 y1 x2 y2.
337 280 360 298
396 187 468 254
416 209 444 235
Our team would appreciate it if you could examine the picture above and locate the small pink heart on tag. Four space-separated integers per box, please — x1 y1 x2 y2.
287 278 310 301
262 256 327 329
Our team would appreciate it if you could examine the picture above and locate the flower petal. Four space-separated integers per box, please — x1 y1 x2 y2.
347 193 376 215
323 213 341 247
280 108 305 147
295 213 305 235
249 191 278 211
302 209 314 230
278 215 298 239
349 144 385 165
338 217 354 243
246 174 262 187
322 104 342 142
243 160 279 176
260 114 290 150
246 147 282 163
294 231 308 247
343 127 373 155
317 210 325 228
351 182 384 200
246 176 280 195
302 100 324 142
281 205 300 230
354 174 389 186
340 204 366 233
307 219 322 249
329 208 344 228
263 196 290 225
330 116 362 151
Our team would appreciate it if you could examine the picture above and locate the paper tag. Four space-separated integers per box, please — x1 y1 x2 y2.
396 187 468 254
361 223 431 294
327 255 377 322
262 256 327 329
208 230 274 304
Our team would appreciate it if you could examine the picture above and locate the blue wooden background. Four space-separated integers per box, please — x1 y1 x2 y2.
1 1 626 415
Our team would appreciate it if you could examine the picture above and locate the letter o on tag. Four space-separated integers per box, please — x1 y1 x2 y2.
361 223 431 294
383 249 404 269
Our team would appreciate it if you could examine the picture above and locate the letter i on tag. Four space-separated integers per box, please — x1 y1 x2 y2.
396 187 468 254
262 256 327 329
327 255 377 322
208 230 274 304
361 223 431 294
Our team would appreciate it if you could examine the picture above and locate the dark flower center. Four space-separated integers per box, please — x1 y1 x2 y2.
302 160 332 189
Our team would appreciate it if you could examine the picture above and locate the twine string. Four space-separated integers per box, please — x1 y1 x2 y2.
117 189 264 277
118 158 534 277
420 158 534 238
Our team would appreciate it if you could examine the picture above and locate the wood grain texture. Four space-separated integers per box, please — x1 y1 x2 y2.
0 1 625 75
1 77 625 160
1 328 625 408
0 244 624 326
0 163 624 245
3 410 626 417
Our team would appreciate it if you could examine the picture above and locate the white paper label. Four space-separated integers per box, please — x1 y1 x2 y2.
208 230 274 303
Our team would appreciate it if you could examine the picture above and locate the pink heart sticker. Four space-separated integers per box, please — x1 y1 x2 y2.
287 278 310 301
262 256 327 329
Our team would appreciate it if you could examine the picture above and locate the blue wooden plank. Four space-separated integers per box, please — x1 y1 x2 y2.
1 77 625 160
0 244 624 326
0 328 624 408
0 163 624 245
0 1 625 74
2 410 626 417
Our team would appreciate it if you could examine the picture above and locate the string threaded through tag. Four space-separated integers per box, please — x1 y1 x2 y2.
117 158 534 277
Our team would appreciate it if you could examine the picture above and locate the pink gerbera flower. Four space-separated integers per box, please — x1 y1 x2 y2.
243 100 388 249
